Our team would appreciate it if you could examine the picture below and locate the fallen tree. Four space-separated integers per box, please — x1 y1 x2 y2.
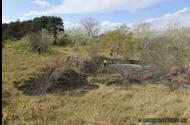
109 63 190 90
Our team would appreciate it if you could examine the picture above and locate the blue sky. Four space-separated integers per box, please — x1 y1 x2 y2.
2 0 190 31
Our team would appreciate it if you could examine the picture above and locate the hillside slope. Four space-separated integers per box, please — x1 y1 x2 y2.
2 41 190 125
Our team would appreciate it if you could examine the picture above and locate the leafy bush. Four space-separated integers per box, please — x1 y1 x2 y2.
68 28 92 47
135 26 190 79
57 32 71 45
23 29 53 53
96 66 108 74
89 42 101 59
100 24 134 59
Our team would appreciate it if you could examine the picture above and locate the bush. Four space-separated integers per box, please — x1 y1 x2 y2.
57 32 71 45
135 27 190 79
100 25 134 59
68 28 92 47
89 42 101 59
96 66 108 74
2 39 13 48
23 29 53 53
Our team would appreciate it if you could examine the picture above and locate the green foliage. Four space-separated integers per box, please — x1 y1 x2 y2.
68 28 93 49
46 17 64 44
57 32 71 45
2 16 64 41
2 40 12 48
96 66 108 74
2 27 190 125
135 26 190 76
100 24 134 59
89 42 101 59
2 112 8 125
118 32 134 60
23 29 53 53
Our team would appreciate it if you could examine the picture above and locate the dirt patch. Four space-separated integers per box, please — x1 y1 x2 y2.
14 66 98 96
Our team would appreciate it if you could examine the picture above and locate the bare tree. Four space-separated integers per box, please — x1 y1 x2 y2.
80 17 99 37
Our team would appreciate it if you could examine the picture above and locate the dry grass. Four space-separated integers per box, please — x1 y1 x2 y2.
2 41 190 125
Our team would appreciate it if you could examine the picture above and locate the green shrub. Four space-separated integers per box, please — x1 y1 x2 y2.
135 27 190 78
57 32 71 45
100 24 134 59
23 29 53 53
68 28 91 46
89 42 101 59
96 66 108 74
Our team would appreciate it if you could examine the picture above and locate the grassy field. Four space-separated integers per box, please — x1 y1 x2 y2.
2 41 190 125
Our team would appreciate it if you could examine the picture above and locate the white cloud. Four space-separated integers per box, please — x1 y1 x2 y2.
62 20 124 33
64 21 80 30
145 18 155 23
2 16 10 23
25 11 41 16
143 7 190 29
63 7 190 32
63 20 133 33
25 0 172 16
100 21 123 33
5 6 190 33
32 0 50 7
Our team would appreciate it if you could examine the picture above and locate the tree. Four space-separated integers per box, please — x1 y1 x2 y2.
68 28 91 47
100 24 134 59
2 20 21 40
2 16 64 42
133 22 154 60
80 17 99 37
89 42 101 59
47 17 64 44
57 31 71 45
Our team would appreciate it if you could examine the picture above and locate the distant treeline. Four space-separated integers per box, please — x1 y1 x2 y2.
2 16 64 41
